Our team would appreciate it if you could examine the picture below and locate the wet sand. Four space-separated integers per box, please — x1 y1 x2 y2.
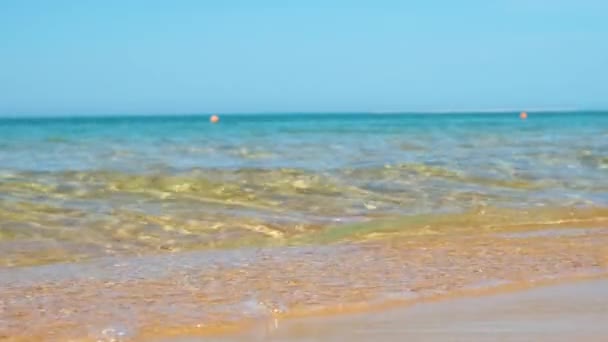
1 223 608 341
207 278 608 342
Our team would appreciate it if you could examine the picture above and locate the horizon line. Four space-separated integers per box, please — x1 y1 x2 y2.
0 108 606 119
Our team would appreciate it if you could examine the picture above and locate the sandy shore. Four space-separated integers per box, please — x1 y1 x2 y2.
192 278 608 342
3 223 607 341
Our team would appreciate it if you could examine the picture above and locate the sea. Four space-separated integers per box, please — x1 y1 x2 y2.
1 112 608 340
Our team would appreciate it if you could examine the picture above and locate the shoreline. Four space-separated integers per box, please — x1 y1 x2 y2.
135 272 608 342
2 263 606 341
2 223 608 341
191 275 608 342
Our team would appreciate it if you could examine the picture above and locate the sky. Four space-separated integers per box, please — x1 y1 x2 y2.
1 0 607 115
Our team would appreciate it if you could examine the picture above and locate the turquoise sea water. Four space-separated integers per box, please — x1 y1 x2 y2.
0 112 607 266
2 112 608 341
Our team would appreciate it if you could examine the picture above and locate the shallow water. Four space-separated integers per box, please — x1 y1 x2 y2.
1 113 608 266
1 113 608 340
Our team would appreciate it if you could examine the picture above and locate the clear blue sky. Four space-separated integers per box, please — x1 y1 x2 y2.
1 0 607 115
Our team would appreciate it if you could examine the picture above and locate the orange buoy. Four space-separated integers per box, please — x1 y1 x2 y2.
520 111 528 120
210 114 220 123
